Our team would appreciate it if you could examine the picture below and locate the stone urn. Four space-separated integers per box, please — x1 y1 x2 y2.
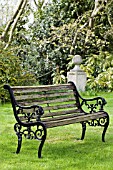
71 55 82 71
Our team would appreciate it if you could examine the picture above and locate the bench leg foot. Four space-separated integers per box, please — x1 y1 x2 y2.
102 115 109 142
16 133 22 154
81 122 86 140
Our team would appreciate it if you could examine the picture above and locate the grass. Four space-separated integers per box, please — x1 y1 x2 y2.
0 91 113 170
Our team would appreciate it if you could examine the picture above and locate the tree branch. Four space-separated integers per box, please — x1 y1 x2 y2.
85 0 107 44
4 0 28 49
1 0 24 41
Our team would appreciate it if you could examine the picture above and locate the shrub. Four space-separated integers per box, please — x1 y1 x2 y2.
0 43 36 102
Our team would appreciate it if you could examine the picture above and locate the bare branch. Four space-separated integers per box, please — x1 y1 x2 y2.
4 0 28 49
1 0 24 41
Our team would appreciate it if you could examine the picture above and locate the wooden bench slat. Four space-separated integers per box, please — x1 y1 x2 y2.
12 84 74 93
43 103 77 112
44 112 107 128
15 97 76 106
40 97 75 104
42 109 81 118
42 112 86 122
19 109 82 121
14 91 74 101
19 111 107 127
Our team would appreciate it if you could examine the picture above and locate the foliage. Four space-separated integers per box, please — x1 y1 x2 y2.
52 66 66 84
0 41 36 102
81 52 113 91
13 0 94 85
80 1 113 91
1 0 113 91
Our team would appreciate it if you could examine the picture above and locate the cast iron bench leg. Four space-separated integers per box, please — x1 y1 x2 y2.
81 122 86 140
102 115 109 142
38 126 47 158
16 133 22 154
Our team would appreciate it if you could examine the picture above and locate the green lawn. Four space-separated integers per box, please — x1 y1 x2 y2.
0 92 113 170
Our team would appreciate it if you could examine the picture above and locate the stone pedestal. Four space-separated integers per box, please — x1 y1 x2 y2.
67 55 87 91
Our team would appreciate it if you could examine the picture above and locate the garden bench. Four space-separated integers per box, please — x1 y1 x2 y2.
4 82 109 158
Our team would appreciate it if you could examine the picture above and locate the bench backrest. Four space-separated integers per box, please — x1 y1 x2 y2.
4 82 83 126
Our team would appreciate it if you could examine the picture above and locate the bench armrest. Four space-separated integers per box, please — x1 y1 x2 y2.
15 104 44 124
16 104 44 116
80 96 107 113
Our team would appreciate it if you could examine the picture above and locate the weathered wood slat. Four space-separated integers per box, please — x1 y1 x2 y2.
42 109 81 118
14 91 74 101
42 112 86 122
40 97 75 104
12 84 75 93
43 103 77 111
19 109 82 121
19 108 80 117
15 97 76 107
44 112 107 128
18 112 107 126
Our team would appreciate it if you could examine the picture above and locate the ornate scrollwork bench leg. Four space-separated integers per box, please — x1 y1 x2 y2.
14 122 47 158
86 114 109 142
